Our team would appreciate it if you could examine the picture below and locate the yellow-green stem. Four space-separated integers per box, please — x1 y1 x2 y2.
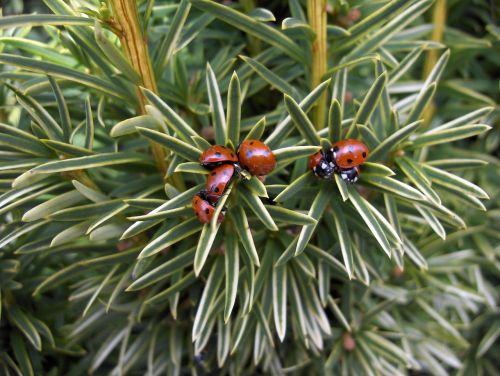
109 0 173 180
109 0 158 104
308 0 328 130
422 0 446 126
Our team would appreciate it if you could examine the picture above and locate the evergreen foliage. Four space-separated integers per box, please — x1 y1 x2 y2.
0 0 498 374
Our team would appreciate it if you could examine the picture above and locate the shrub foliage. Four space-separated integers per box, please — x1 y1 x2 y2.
0 0 498 375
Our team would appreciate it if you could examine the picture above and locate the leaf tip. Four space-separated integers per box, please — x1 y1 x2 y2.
124 285 135 292
194 264 202 277
137 251 148 259
323 77 332 86
277 331 286 343
138 86 149 96
21 213 32 222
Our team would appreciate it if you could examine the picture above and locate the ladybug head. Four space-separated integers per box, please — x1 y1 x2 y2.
197 190 210 201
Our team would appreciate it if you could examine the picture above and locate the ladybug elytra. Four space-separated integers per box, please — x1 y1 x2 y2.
237 139 276 176
205 164 236 205
192 191 225 224
330 139 368 169
194 139 275 223
199 145 238 169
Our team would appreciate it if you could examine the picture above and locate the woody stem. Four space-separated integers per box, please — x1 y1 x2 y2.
308 0 328 130
109 0 173 181
422 0 446 127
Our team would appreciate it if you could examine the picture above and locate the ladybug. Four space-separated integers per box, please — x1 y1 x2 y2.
199 145 238 169
329 139 368 169
308 150 335 179
237 140 276 176
205 164 235 204
339 166 360 184
192 191 225 224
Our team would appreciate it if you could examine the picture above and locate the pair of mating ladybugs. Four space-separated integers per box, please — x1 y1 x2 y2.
308 139 369 183
192 140 276 223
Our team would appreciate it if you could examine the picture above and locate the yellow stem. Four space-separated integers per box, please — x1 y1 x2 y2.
308 0 328 130
110 0 158 99
422 0 446 126
109 0 171 179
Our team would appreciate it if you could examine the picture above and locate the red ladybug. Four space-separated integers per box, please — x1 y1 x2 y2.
237 140 276 176
308 151 322 170
205 164 235 204
330 139 368 169
308 150 334 179
199 145 238 169
192 192 224 224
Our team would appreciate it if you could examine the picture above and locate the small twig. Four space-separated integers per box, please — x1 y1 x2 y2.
422 0 447 127
109 0 172 180
308 0 328 130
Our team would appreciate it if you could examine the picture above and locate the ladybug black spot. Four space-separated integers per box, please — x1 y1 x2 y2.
362 152 366 158
250 141 254 145
211 171 216 176
205 208 210 214
333 146 339 152
347 159 353 164
215 187 220 192
215 152 221 157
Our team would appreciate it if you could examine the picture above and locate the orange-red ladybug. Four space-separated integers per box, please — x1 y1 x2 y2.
192 192 224 224
199 145 238 169
308 151 322 170
237 140 276 176
308 150 334 179
205 164 235 204
330 139 368 169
